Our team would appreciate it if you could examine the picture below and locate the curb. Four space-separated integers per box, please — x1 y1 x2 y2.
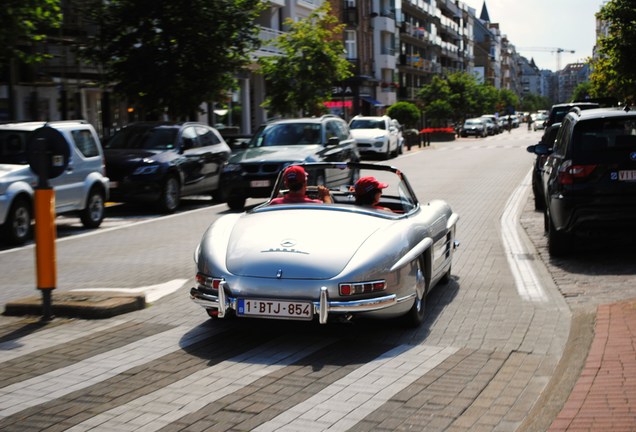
3 291 146 320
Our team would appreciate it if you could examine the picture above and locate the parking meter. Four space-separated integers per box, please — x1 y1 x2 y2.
27 126 70 321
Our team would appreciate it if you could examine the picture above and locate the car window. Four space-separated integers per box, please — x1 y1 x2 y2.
0 131 29 164
332 120 350 141
71 130 100 158
182 126 199 149
573 117 636 162
106 126 178 150
251 123 320 147
553 119 572 157
196 126 221 147
325 121 340 141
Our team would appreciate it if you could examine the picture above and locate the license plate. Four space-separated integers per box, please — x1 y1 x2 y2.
237 299 313 320
618 170 636 181
250 180 271 188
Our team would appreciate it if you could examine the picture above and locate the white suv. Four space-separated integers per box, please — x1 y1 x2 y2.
0 121 109 245
349 115 399 159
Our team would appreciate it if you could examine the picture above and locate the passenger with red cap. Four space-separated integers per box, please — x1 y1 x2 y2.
354 176 391 211
270 165 332 205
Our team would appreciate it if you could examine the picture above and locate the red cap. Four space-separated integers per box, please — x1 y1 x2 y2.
283 165 307 185
355 176 388 195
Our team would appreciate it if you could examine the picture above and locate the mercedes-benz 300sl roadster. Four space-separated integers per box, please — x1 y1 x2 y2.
190 162 459 326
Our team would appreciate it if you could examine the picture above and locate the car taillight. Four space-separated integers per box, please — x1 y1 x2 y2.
196 273 222 289
339 280 386 296
557 160 597 185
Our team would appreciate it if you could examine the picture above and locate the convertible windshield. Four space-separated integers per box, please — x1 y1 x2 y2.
106 126 178 150
250 123 322 147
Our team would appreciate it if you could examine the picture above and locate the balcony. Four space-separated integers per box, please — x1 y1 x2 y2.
253 26 285 57
373 15 395 33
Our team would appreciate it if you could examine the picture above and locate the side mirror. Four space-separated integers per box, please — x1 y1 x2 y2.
527 143 549 155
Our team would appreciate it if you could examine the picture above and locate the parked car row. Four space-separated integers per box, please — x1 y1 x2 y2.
460 114 508 138
2 114 409 244
527 104 636 256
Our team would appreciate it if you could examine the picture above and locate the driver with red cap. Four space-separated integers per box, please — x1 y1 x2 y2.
354 176 391 211
270 165 332 205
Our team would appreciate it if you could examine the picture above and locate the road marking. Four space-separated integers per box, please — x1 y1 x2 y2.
0 325 214 418
70 279 188 303
254 344 458 432
66 336 335 432
0 319 127 362
501 169 548 302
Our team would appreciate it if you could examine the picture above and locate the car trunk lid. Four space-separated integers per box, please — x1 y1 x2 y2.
225 208 389 279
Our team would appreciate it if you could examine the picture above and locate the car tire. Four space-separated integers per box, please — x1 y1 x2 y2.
533 192 545 211
227 196 246 211
1 197 32 245
158 175 180 213
79 187 105 228
384 143 391 160
401 257 427 328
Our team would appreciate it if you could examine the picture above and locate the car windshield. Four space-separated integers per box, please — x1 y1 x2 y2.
0 131 29 164
105 125 178 150
350 119 386 130
573 117 636 163
260 163 418 215
465 120 481 125
250 123 322 147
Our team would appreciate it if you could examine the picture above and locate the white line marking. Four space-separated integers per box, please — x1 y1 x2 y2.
501 169 548 302
71 279 188 303
0 325 214 418
255 344 458 432
66 336 335 432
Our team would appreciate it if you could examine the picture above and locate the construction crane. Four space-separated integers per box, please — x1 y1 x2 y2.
516 47 576 71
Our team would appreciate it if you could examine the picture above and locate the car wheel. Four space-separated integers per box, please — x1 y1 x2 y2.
158 175 180 213
547 213 569 257
79 187 105 228
402 257 427 328
533 192 545 211
227 196 246 211
1 197 32 245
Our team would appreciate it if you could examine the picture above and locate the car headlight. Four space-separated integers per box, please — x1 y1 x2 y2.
132 165 160 175
223 163 242 173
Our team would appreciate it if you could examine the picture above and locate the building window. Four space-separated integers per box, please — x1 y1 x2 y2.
345 30 357 59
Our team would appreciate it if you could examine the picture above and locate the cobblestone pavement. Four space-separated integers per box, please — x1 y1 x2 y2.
0 128 634 431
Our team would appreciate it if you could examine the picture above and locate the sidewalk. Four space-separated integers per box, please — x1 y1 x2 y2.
549 298 636 431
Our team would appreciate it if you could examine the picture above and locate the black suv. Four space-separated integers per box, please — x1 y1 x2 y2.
219 115 360 210
544 101 600 129
541 106 636 256
526 122 561 210
104 122 231 212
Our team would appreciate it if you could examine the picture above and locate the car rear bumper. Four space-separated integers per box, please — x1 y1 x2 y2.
552 196 636 235
190 285 402 324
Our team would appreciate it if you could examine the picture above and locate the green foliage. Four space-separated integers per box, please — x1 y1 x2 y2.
417 72 520 125
519 93 551 112
590 0 636 104
386 102 421 128
571 82 593 103
82 0 263 119
258 3 352 117
0 0 62 64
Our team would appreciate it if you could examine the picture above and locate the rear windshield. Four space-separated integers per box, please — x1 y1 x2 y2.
0 131 29 164
106 126 178 150
573 117 636 162
250 123 322 147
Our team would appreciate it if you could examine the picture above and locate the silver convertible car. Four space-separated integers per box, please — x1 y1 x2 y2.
190 162 459 327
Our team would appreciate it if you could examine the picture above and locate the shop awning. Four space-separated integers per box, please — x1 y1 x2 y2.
361 96 385 107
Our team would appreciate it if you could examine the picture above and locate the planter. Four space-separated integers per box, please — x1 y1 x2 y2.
420 127 456 142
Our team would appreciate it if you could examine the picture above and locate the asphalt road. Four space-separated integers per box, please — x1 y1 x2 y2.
1 127 635 431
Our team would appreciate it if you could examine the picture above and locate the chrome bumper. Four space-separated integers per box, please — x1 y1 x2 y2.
190 284 399 324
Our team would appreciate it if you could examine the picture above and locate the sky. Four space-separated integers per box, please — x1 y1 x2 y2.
462 0 608 72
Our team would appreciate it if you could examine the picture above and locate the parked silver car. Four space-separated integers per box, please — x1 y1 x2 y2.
0 121 109 245
190 162 459 327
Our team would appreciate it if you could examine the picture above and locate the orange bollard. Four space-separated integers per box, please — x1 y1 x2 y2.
34 188 56 320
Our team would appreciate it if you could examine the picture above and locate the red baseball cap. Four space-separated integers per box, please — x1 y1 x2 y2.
355 176 388 194
283 165 308 185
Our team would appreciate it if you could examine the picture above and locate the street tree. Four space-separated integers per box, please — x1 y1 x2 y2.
258 2 352 117
417 75 453 126
0 0 62 64
386 102 421 129
82 0 262 120
590 0 636 104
